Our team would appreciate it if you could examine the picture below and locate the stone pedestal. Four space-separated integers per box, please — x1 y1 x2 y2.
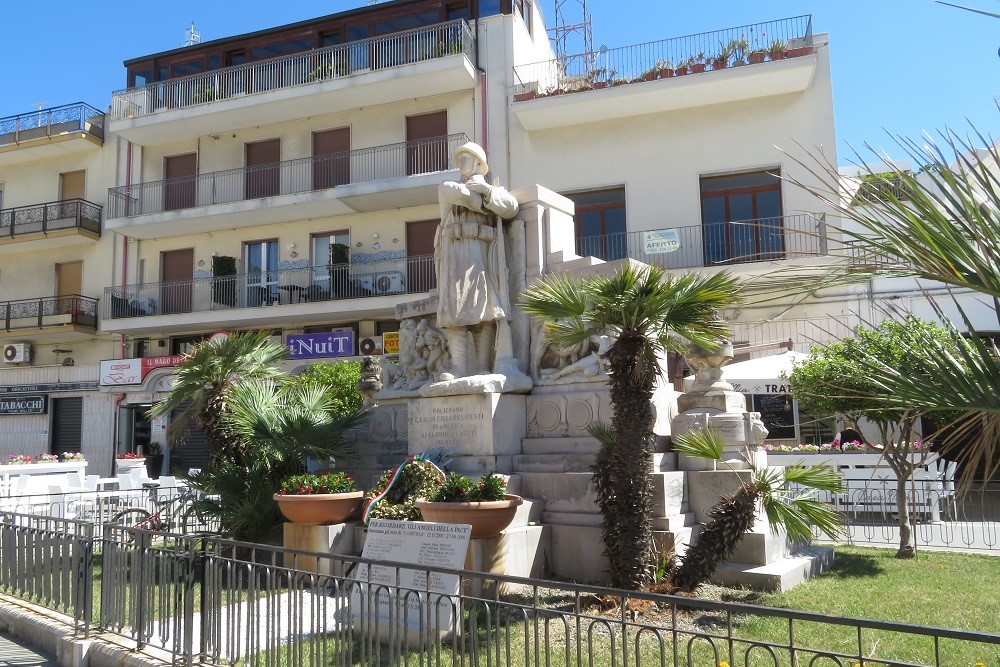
282 521 358 577
464 525 550 596
407 393 526 473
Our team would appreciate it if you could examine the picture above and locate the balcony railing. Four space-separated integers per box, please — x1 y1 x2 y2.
1 295 98 332
0 103 105 147
103 256 435 320
110 20 475 120
0 199 102 239
514 15 813 99
106 133 468 219
576 214 830 269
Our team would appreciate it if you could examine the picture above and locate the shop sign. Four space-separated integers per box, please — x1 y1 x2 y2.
0 382 97 395
100 355 184 386
0 395 47 415
382 331 400 355
287 331 355 360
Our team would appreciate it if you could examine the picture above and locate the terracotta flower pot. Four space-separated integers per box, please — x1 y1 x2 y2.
414 494 523 539
748 52 766 65
786 46 813 58
274 491 364 525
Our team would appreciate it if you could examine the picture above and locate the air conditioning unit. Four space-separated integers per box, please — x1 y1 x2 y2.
374 271 406 295
359 335 383 356
2 343 30 364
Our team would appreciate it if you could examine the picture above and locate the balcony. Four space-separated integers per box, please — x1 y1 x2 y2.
106 134 466 239
0 104 104 166
101 255 435 334
512 16 816 131
575 214 834 271
109 21 477 145
0 199 102 253
0 295 98 340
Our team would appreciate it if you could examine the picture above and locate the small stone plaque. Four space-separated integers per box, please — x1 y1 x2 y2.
347 519 472 642
407 394 525 456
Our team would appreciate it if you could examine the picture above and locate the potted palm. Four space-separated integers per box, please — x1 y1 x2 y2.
748 47 767 65
274 471 364 525
768 40 788 61
415 473 522 538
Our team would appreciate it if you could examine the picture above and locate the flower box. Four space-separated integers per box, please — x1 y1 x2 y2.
115 457 146 475
414 494 523 539
274 491 364 525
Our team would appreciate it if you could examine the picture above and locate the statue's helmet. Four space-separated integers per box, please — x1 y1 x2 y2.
453 142 489 175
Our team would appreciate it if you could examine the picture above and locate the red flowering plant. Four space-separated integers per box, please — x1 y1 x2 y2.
116 452 144 460
278 471 356 496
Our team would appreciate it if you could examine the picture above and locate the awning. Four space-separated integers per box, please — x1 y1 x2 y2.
683 350 810 395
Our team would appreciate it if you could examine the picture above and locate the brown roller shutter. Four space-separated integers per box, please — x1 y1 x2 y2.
246 139 281 199
164 153 197 211
405 111 447 175
313 128 351 189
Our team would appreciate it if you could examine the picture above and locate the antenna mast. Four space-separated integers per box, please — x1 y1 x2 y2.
551 0 594 73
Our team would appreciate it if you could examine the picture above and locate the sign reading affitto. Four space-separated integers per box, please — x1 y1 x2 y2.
382 331 400 354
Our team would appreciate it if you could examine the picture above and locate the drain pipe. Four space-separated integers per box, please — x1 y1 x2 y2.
119 140 133 359
473 7 488 153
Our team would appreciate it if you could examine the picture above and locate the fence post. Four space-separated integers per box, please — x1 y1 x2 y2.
74 523 95 637
134 529 150 650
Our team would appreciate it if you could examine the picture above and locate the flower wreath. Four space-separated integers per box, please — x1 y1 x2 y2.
362 456 445 523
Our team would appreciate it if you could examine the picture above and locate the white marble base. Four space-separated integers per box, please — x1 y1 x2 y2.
407 393 526 461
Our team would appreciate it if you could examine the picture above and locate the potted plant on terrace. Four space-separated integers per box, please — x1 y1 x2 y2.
768 40 788 61
748 46 767 65
690 52 708 74
414 472 523 538
274 471 364 525
712 44 732 70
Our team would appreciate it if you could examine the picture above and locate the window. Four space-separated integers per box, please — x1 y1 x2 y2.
447 4 472 21
566 188 627 261
477 0 502 17
171 334 209 356
245 240 280 306
700 170 783 265
250 39 312 61
312 231 351 296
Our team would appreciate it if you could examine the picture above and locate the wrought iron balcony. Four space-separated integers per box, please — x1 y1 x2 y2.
103 256 435 320
0 199 102 239
1 295 98 333
110 20 474 121
575 214 832 269
0 103 105 148
513 15 813 100
106 134 468 219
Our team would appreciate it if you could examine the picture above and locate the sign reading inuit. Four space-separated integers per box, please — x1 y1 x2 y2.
0 395 46 415
347 519 471 643
643 229 681 254
286 331 355 360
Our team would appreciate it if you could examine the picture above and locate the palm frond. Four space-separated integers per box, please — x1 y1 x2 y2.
672 428 724 461
586 421 617 447
782 464 845 493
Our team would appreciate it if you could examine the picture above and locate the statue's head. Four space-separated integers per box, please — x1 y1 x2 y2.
454 142 489 178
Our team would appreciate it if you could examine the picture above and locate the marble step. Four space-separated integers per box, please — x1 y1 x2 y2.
520 436 601 455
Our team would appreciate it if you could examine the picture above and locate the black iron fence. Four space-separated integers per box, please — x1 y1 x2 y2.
576 214 831 268
106 134 468 219
1 294 97 332
1 512 999 667
514 15 813 98
0 198 102 239
111 20 474 120
0 103 105 147
103 256 435 320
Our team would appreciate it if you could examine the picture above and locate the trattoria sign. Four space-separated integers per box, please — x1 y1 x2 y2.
0 395 47 415
100 356 184 386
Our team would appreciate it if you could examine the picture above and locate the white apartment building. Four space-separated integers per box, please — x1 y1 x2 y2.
1 0 844 471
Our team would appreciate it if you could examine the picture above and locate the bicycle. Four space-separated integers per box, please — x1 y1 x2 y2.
111 482 215 536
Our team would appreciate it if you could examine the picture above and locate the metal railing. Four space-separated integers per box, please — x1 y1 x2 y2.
514 15 813 97
110 21 475 120
576 214 831 269
106 133 468 219
0 198 102 238
1 294 98 332
0 103 105 147
103 256 435 320
2 513 999 667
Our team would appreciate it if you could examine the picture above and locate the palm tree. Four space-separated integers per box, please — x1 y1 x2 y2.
518 263 742 590
669 428 843 592
150 331 287 463
195 380 364 542
777 125 1000 482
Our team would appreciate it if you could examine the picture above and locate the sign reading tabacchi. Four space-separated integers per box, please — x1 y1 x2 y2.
0 395 47 415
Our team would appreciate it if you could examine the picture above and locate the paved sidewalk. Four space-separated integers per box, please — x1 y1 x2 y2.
0 631 59 666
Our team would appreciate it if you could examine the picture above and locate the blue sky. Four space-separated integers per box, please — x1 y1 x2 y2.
0 1 996 164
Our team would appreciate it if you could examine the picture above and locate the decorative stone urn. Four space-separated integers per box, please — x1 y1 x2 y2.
273 491 365 525
414 494 523 539
356 356 383 408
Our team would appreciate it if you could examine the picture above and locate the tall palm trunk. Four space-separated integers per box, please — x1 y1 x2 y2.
671 485 760 593
592 335 655 590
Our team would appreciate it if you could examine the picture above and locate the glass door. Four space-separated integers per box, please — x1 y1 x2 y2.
245 240 279 306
